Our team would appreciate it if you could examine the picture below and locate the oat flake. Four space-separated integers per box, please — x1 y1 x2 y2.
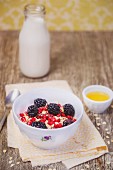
106 162 110 165
9 157 12 160
85 164 89 168
97 123 101 126
9 160 12 164
106 131 110 135
10 164 15 167
107 141 110 145
3 149 7 153
96 117 100 120
96 168 100 170
16 162 20 165
94 114 98 117
105 128 108 131
106 136 109 139
102 122 106 125
86 109 90 113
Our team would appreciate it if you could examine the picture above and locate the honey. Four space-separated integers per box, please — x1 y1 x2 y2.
86 91 110 101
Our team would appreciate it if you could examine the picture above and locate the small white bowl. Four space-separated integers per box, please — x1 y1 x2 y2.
82 85 113 113
12 87 84 149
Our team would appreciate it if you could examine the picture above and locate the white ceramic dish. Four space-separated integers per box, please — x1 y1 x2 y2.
82 85 113 114
12 87 84 149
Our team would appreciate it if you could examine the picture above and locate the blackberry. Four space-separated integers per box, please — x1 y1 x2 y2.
31 121 38 127
27 105 38 117
31 121 47 129
47 103 60 115
63 119 73 127
34 98 47 108
63 104 75 117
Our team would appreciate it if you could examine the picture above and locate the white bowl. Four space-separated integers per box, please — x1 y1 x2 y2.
12 87 84 149
82 85 113 114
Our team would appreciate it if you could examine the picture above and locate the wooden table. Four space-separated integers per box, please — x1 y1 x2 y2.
0 31 113 170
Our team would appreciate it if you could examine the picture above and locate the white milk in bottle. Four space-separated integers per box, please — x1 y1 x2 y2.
19 4 50 77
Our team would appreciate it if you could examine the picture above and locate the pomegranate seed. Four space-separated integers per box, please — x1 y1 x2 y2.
61 113 66 117
44 118 47 121
50 114 53 117
46 114 49 118
43 115 46 119
27 121 32 125
30 117 36 122
19 113 24 117
38 108 43 114
48 117 51 121
42 106 47 111
57 114 61 117
60 106 64 112
39 114 44 118
73 118 76 122
36 115 39 119
51 117 56 122
40 118 46 122
21 117 26 122
56 118 60 122
38 107 47 114
58 104 61 107
25 112 28 116
54 123 59 128
67 115 72 119
40 114 44 118
58 123 62 128
48 121 54 125
48 116 53 121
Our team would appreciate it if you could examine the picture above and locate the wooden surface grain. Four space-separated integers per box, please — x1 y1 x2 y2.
0 31 113 170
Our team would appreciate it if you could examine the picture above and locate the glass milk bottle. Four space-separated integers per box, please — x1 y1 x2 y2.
19 4 50 77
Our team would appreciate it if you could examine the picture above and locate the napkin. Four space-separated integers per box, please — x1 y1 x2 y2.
6 80 108 169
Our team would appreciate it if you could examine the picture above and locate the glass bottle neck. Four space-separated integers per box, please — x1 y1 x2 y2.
24 4 46 19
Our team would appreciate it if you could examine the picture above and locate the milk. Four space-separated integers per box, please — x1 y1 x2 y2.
19 6 50 78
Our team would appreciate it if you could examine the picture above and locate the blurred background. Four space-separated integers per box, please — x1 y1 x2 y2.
0 0 113 31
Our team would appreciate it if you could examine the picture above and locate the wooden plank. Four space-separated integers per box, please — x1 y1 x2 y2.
0 31 113 170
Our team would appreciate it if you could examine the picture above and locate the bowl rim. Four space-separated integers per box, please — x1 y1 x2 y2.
12 87 84 132
82 85 113 104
